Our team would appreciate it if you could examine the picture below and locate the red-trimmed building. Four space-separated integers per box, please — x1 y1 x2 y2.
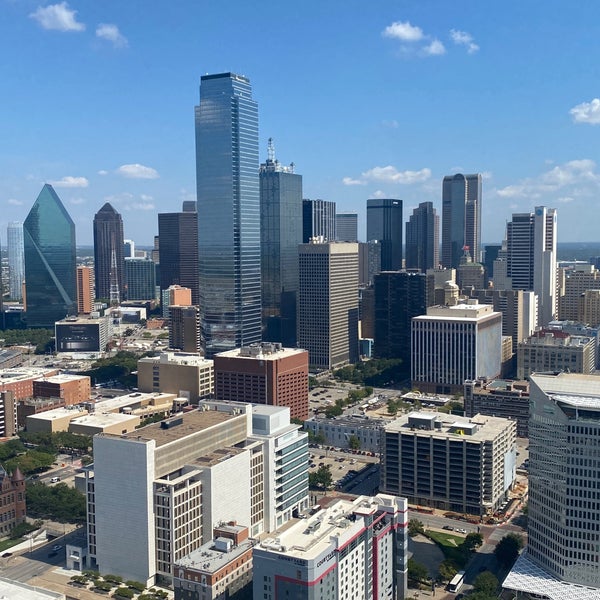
0 466 26 537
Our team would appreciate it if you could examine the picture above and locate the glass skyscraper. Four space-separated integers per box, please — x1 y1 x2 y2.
195 72 261 357
366 198 403 271
93 202 125 303
7 222 24 301
24 184 76 327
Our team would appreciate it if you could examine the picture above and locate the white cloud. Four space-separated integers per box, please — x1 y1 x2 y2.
29 2 85 32
116 164 159 179
140 194 154 201
382 21 423 42
7 198 23 206
130 202 155 211
570 98 600 125
98 170 109 176
96 23 128 48
48 176 89 188
422 39 446 56
342 177 366 186
371 190 387 199
104 192 134 204
362 165 432 184
450 29 479 53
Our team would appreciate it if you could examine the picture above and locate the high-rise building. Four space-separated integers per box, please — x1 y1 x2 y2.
503 373 600 595
558 264 600 322
195 72 261 357
158 206 199 306
93 203 125 304
161 285 192 318
302 199 336 243
76 266 94 314
441 173 482 268
168 305 201 353
298 242 359 370
366 198 403 271
405 201 439 272
335 212 358 242
123 239 135 258
259 139 302 347
214 344 309 421
358 241 381 287
124 258 156 301
24 184 76 327
7 222 24 301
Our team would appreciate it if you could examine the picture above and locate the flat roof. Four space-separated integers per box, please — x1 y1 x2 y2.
0 367 58 382
215 345 307 361
94 392 176 413
56 316 107 324
139 352 213 367
71 413 138 427
0 577 65 599
28 406 88 421
176 537 254 574
35 374 89 384
531 372 600 399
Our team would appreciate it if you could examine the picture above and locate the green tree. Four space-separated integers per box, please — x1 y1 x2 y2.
324 404 343 418
408 518 425 537
308 465 333 490
407 558 429 585
348 435 361 450
114 589 135 599
26 482 86 523
387 398 400 415
438 559 458 582
473 571 499 595
494 533 524 568
461 532 484 553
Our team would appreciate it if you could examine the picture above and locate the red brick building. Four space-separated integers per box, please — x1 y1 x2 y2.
0 466 26 536
33 374 91 406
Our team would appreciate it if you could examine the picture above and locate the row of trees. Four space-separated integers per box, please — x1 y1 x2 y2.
333 358 404 386
26 482 86 523
0 328 54 354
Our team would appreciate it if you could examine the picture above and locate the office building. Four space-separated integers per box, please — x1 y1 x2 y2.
426 267 458 306
76 266 94 314
359 286 375 339
358 241 381 287
411 302 502 394
367 198 403 271
302 199 336 243
0 466 26 538
441 173 482 268
464 378 530 437
93 203 125 304
298 242 359 370
517 329 596 380
24 184 76 327
259 139 302 346
558 264 600 322
374 271 429 368
214 344 309 421
0 391 17 438
336 212 358 242
137 352 213 403
195 72 261 357
381 412 516 516
253 494 408 600
55 316 111 355
504 373 600 596
483 243 502 284
33 373 91 406
457 251 485 291
7 222 24 301
405 201 439 272
125 258 156 301
158 207 199 306
304 413 388 452
161 285 192 318
123 239 135 259
168 305 201 353
0 367 59 402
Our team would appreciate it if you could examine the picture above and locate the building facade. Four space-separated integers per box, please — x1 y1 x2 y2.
405 201 439 272
7 221 24 301
367 198 403 271
76 266 94 315
168 305 201 353
302 199 336 243
125 258 156 301
93 202 125 304
55 316 111 355
336 212 358 242
0 466 26 537
195 72 261 357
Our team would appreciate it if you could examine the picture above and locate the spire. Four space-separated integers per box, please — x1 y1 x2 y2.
267 137 275 163
11 466 24 482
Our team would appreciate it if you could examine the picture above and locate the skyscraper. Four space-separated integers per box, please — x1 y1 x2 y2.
366 198 403 271
158 204 199 306
24 184 76 327
124 258 156 301
76 266 94 314
335 212 358 242
441 173 482 268
93 203 125 303
302 199 336 243
405 201 439 272
259 139 302 346
6 222 24 301
195 72 261 357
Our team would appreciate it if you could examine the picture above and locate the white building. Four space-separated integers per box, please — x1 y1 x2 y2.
253 494 408 600
304 414 388 452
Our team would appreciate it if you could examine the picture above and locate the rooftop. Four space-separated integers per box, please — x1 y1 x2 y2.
0 367 58 383
27 406 88 422
175 535 254 575
0 576 65 599
71 412 139 428
138 352 213 367
215 344 307 361
531 372 600 400
417 302 499 321
56 316 108 325
34 374 89 384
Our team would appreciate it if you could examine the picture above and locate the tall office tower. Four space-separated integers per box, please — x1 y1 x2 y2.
558 264 600 321
124 258 156 301
441 173 482 268
411 302 502 394
358 241 381 287
7 222 24 301
161 285 192 318
359 286 375 339
503 373 600 595
483 243 501 284
302 199 336 243
298 242 359 370
259 139 302 346
195 72 261 357
335 212 358 242
366 198 403 271
93 203 125 303
24 184 76 327
505 207 557 327
158 206 199 306
76 266 94 314
457 250 485 291
214 344 309 421
374 271 429 369
405 201 439 272
123 239 135 258
169 305 201 353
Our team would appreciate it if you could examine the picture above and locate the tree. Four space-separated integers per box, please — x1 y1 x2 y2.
387 399 400 415
473 571 499 595
438 559 458 582
408 518 425 537
494 533 524 568
26 482 86 523
407 558 429 585
462 532 484 553
348 435 361 450
308 465 332 490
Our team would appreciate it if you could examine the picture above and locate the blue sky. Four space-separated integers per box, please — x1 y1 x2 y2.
1 0 599 245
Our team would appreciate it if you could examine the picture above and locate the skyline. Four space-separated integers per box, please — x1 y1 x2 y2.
2 1 600 245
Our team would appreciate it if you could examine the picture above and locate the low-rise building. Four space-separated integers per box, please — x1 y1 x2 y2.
55 316 111 355
69 412 140 436
304 414 387 452
0 367 59 401
26 406 89 433
0 577 64 600
33 374 91 406
0 466 26 537
381 412 516 516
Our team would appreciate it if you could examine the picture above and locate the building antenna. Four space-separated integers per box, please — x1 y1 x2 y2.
109 237 120 305
267 137 275 163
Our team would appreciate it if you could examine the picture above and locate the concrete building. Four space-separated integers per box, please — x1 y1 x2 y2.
55 316 111 355
335 212 358 242
214 344 308 421
33 373 91 406
253 494 408 600
426 267 457 306
26 406 89 433
0 578 64 600
168 305 201 353
7 221 25 302
358 241 381 287
298 241 359 371
411 302 502 394
464 378 530 437
517 329 596 380
304 414 388 452
76 266 94 314
381 412 516 516
69 412 140 436
558 264 600 322
137 352 214 403
161 285 192 318
504 373 600 597
125 257 157 301
0 367 59 401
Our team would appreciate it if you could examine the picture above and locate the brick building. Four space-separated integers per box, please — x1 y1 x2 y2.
0 465 26 537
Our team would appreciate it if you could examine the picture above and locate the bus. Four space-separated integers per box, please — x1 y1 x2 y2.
448 571 465 593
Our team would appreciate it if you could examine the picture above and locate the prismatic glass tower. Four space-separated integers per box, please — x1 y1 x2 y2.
195 72 261 357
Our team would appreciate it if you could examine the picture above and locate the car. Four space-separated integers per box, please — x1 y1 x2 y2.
442 525 453 530
455 528 467 534
1 552 12 558
50 476 60 483
52 544 62 551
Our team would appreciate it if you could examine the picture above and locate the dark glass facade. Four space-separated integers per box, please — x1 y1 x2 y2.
195 72 261 357
405 201 439 272
124 258 156 301
302 199 336 243
366 198 403 271
93 202 125 302
24 184 76 327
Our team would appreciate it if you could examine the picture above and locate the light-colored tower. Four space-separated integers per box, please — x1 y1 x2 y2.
7 222 24 301
533 206 557 327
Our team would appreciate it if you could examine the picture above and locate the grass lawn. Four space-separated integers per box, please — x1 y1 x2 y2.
0 537 26 552
424 530 468 568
